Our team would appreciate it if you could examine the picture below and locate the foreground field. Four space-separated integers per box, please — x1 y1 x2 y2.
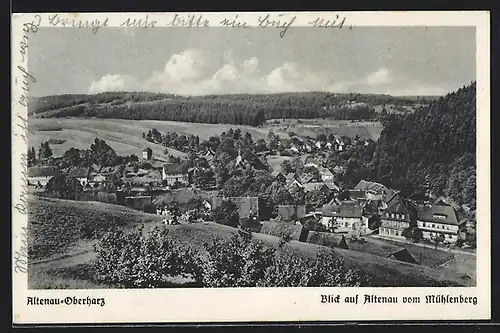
28 197 472 288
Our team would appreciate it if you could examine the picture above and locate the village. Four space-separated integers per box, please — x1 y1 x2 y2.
26 126 476 279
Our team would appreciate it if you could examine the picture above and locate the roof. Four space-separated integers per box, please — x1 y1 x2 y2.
153 189 200 206
260 221 308 242
271 170 283 178
385 192 403 207
385 197 410 214
28 166 61 178
277 205 306 221
68 167 90 178
434 198 451 206
354 180 398 203
317 167 334 177
213 196 260 219
354 180 385 192
348 190 367 200
163 163 189 175
322 204 340 217
324 181 340 191
143 147 152 152
306 231 349 249
416 205 460 225
333 165 344 174
338 201 363 218
347 238 414 259
299 173 315 184
303 182 327 192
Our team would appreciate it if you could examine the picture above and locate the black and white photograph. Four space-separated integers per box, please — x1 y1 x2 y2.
12 11 490 323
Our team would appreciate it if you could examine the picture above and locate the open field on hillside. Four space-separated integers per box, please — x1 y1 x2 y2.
264 119 384 141
266 155 291 172
440 253 477 281
28 118 189 160
28 117 383 161
28 197 472 289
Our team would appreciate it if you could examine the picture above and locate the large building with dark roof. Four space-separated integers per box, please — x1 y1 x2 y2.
28 166 61 186
379 196 415 240
416 204 465 243
321 201 369 235
162 163 189 186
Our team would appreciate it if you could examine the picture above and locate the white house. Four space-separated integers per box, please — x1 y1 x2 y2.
68 167 91 187
416 204 465 243
321 201 368 235
318 167 335 182
28 166 61 187
162 163 189 185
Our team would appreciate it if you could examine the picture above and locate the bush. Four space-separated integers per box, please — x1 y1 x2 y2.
94 227 199 288
93 226 369 288
260 249 367 287
199 234 275 287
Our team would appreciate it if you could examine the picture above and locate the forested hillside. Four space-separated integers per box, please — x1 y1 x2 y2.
29 91 434 126
341 82 476 208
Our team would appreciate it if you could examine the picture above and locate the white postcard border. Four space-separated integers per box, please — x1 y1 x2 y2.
11 11 491 324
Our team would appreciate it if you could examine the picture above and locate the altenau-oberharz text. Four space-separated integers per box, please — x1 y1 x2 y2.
27 296 105 306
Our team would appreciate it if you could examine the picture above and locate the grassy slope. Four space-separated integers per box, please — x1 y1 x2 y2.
28 117 382 160
28 197 472 288
28 118 187 159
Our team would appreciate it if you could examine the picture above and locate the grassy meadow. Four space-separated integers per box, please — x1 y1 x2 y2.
28 117 383 159
28 196 473 289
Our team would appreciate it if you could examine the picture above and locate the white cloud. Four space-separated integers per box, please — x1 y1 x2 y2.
364 67 393 85
89 50 406 96
88 74 138 94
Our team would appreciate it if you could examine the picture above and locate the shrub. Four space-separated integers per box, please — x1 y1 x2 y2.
199 234 275 287
94 226 199 288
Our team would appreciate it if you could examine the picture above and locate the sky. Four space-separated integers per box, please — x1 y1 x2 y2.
28 26 476 97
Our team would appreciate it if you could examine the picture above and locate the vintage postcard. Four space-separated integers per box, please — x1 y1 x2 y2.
12 11 490 324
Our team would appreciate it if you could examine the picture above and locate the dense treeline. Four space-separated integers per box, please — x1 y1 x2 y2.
28 92 173 115
30 91 434 126
329 82 476 208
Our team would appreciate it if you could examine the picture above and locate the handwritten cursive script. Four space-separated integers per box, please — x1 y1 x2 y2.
120 15 157 28
17 66 36 107
257 14 296 38
166 14 210 28
220 15 248 28
48 13 109 34
308 15 347 29
19 15 41 63
14 227 29 274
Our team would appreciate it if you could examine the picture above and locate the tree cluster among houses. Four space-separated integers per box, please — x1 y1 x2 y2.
28 127 474 258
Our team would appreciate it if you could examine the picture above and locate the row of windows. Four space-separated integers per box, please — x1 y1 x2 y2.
381 220 408 229
424 232 455 239
380 227 402 237
384 212 405 220
419 222 454 230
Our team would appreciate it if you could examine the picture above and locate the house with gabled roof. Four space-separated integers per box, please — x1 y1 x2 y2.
162 163 189 186
68 166 91 187
317 166 335 182
321 201 369 235
28 166 61 187
416 204 465 243
270 169 286 183
353 179 397 203
277 204 306 222
379 197 415 240
142 147 153 160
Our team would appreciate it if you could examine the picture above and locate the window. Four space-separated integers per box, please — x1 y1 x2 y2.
401 214 405 220
391 213 395 218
